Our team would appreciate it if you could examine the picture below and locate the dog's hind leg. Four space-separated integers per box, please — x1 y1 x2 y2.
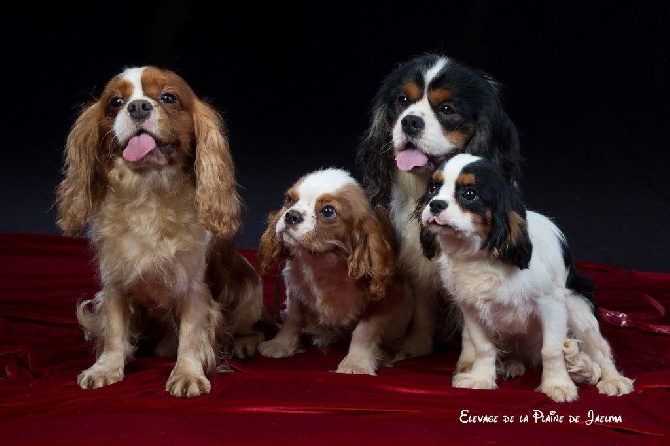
566 293 634 396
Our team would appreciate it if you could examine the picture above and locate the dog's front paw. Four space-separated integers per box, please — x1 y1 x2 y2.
392 334 433 362
257 338 301 358
77 364 124 389
452 372 497 390
166 368 211 398
336 352 378 375
539 379 578 402
597 376 634 396
233 331 265 359
499 359 526 379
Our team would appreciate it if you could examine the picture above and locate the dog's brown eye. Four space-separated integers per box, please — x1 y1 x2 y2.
428 183 439 195
440 104 455 116
460 187 478 201
396 95 409 108
110 96 124 108
283 195 294 206
160 93 177 104
319 205 337 219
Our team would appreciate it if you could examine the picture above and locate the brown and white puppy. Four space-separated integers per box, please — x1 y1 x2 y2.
418 153 634 402
256 168 411 374
356 53 523 360
56 66 265 397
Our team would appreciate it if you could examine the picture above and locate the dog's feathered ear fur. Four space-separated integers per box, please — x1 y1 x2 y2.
485 186 532 269
193 99 241 239
466 78 522 186
56 102 105 235
356 105 394 208
348 206 396 300
256 210 286 277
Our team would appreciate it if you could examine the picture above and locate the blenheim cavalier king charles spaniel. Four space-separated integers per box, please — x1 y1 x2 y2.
56 66 265 397
418 153 634 402
255 168 412 375
356 53 524 361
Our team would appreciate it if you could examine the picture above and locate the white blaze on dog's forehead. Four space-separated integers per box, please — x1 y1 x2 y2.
402 57 449 117
439 154 483 195
120 67 147 100
297 168 357 201
424 57 448 87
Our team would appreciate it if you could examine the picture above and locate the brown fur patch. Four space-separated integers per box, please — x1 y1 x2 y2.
507 211 527 245
446 130 472 150
432 169 444 184
402 81 422 102
457 172 476 186
428 88 453 106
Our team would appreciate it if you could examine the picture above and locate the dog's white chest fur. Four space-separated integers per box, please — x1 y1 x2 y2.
284 253 367 328
438 256 536 336
91 162 208 303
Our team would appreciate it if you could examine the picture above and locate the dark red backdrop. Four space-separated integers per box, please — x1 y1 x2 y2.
1 233 669 445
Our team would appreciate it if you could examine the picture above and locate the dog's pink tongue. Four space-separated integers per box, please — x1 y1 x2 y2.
396 149 428 171
122 134 156 161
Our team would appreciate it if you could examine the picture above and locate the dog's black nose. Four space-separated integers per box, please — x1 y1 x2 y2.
284 209 303 225
401 115 425 136
429 200 447 214
127 99 153 121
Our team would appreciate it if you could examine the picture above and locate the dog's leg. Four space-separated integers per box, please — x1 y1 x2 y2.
566 294 634 396
228 254 266 359
537 295 578 402
456 324 476 373
257 295 304 358
165 280 219 398
393 282 437 361
336 310 394 375
77 288 132 389
452 311 497 389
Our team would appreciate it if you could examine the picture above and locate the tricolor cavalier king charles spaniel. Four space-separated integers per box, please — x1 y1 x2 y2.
256 168 412 375
356 53 523 360
56 66 265 397
418 153 634 402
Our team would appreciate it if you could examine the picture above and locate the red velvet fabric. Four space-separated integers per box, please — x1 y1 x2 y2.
1 233 669 445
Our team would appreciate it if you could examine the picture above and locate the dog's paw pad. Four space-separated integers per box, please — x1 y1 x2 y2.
257 339 299 358
500 359 526 379
452 372 497 390
165 373 211 398
597 376 634 396
540 380 578 402
77 366 124 389
336 355 377 375
233 332 265 359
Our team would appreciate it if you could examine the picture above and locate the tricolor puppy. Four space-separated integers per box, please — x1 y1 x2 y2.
256 168 412 375
418 153 634 402
356 53 523 360
56 66 265 397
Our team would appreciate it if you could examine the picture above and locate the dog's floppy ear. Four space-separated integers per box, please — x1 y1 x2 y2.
356 106 395 208
348 206 395 300
485 187 532 269
56 102 105 235
466 78 522 186
256 210 287 276
192 99 241 239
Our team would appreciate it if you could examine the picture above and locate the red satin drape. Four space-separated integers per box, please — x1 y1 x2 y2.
1 233 669 445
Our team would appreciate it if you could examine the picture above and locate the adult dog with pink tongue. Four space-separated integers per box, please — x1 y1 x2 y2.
56 66 265 397
356 53 523 360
